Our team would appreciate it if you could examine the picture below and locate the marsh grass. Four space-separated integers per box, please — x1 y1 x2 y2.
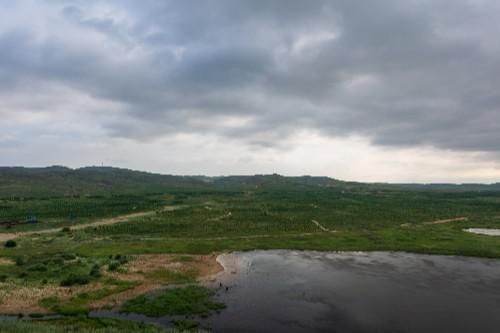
122 285 225 318
40 279 138 316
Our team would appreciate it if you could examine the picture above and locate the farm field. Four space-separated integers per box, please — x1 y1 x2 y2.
1 167 500 331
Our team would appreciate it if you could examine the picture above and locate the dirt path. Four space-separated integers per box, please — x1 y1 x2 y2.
140 232 324 242
311 220 336 233
401 217 468 228
424 217 468 225
0 205 179 242
207 211 232 222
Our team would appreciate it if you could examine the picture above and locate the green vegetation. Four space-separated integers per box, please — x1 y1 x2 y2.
144 270 198 284
172 319 203 331
0 253 114 285
60 274 90 287
0 194 165 233
41 279 138 316
123 285 225 329
1 167 500 330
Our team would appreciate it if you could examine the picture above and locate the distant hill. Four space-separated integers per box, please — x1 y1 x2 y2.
0 166 205 197
0 166 499 198
392 183 500 192
0 167 354 197
209 174 346 188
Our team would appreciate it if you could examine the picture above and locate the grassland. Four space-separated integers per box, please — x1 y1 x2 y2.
1 167 500 330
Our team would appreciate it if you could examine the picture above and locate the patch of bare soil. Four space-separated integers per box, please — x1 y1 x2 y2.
401 217 468 228
0 233 16 243
0 253 222 314
91 283 162 309
0 258 14 266
91 254 222 309
0 282 104 315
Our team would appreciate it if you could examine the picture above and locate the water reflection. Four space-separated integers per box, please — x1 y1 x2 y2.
201 251 500 333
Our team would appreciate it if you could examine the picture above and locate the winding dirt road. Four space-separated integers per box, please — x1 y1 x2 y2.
401 217 468 228
0 205 179 242
311 219 336 233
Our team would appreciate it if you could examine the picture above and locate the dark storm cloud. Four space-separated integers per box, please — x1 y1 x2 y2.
1 0 500 152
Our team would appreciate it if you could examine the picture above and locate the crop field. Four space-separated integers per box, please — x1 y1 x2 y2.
1 169 500 330
0 195 167 232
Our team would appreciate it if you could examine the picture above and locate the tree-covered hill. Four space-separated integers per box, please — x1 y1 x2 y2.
0 166 499 198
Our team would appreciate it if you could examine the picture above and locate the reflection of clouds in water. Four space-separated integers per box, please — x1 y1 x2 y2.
205 251 500 333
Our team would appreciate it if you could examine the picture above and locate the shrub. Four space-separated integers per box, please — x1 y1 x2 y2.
61 227 71 233
123 285 226 318
61 253 77 261
108 262 120 272
51 257 65 266
28 264 48 272
118 256 128 265
90 264 102 277
60 274 90 287
15 257 25 266
4 240 17 248
172 319 200 330
28 313 44 318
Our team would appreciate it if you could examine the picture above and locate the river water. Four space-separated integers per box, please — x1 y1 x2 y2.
199 251 500 333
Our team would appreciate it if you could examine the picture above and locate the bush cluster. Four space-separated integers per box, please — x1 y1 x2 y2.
60 274 90 287
4 240 17 248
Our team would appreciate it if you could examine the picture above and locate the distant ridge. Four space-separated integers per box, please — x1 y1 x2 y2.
0 166 499 198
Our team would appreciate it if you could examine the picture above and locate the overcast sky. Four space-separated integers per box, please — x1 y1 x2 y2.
1 0 500 183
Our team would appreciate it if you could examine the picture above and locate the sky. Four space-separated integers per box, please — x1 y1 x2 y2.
1 0 500 183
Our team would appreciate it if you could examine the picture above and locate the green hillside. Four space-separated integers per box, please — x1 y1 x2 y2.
1 166 498 199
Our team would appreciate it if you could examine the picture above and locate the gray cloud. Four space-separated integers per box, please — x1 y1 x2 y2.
1 0 500 152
